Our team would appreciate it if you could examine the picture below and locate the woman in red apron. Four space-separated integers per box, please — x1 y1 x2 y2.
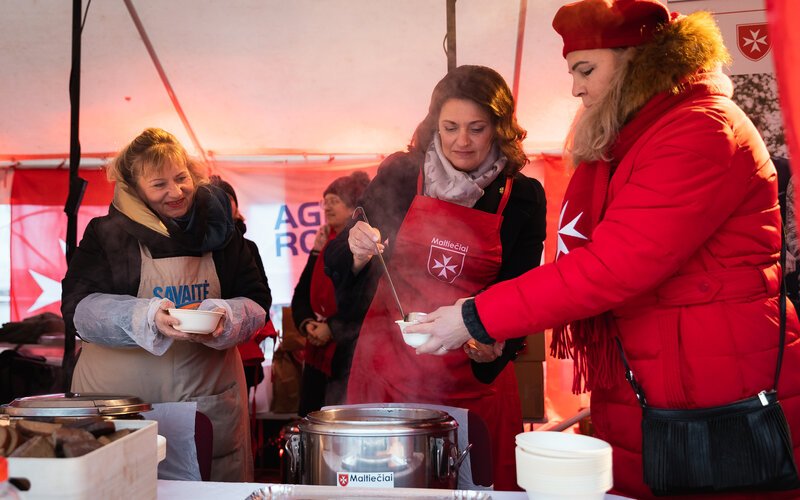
291 171 370 415
324 66 547 490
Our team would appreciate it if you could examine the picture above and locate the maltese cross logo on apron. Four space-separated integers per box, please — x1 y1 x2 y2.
427 244 465 283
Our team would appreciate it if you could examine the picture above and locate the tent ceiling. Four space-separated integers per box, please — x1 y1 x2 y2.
2 0 577 161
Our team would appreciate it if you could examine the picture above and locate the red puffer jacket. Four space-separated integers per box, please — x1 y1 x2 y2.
475 70 800 499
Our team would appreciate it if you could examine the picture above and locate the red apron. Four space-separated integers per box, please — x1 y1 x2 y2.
346 174 522 490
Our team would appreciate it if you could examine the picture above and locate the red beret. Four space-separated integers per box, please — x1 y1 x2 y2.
552 0 670 58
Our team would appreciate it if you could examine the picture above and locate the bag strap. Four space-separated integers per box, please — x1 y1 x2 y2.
615 337 648 407
775 228 787 392
616 231 789 408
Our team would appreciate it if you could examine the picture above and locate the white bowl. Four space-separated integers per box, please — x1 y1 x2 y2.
167 308 224 334
516 431 612 458
518 471 612 497
515 434 613 499
515 446 612 476
395 313 430 348
401 332 432 347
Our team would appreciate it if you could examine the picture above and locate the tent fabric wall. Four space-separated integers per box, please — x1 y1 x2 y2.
0 0 576 160
9 169 112 321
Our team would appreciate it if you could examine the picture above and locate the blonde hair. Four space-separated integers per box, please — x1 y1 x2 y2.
106 128 209 187
564 12 731 167
564 49 632 166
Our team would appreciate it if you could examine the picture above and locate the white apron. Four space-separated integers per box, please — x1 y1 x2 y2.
72 244 253 482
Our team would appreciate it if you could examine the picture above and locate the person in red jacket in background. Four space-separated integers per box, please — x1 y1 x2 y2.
210 176 276 392
291 171 370 415
412 1 800 498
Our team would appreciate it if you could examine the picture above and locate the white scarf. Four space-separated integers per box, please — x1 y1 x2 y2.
423 134 506 207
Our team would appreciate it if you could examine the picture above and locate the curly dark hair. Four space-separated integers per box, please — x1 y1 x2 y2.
409 65 528 174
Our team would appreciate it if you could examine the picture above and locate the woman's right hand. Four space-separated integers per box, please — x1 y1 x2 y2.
348 220 383 274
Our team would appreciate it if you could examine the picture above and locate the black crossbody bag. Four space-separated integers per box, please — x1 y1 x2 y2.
616 241 800 496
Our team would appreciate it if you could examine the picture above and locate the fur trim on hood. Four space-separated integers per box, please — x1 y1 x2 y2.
620 11 731 122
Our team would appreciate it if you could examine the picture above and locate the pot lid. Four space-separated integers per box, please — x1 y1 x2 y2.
300 406 458 436
1 393 152 417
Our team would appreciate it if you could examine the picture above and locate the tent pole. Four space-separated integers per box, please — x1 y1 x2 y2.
63 0 88 393
512 0 528 104
446 0 457 72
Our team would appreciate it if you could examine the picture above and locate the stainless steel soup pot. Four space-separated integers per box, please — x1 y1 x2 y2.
291 406 469 489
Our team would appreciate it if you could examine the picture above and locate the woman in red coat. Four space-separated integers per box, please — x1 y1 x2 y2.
413 1 800 498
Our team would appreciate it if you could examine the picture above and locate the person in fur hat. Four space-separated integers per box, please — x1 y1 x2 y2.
412 1 800 498
290 170 370 414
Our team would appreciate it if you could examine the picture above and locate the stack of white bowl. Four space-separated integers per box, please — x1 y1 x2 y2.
515 431 613 500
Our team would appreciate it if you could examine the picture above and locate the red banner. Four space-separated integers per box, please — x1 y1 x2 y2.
10 169 113 321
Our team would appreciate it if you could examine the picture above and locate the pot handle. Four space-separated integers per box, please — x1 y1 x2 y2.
451 442 472 472
284 433 302 481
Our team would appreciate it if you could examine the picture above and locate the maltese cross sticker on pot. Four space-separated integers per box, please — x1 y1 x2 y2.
737 23 771 61
428 244 465 283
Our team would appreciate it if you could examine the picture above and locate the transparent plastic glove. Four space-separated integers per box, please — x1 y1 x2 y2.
194 297 266 350
74 293 175 355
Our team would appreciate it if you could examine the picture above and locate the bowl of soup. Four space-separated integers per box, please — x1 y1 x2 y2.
167 308 224 334
396 312 430 348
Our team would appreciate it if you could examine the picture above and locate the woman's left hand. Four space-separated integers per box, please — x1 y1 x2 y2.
307 322 333 346
408 298 474 355
204 307 226 339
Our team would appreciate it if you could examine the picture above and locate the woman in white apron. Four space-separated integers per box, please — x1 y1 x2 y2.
62 128 270 482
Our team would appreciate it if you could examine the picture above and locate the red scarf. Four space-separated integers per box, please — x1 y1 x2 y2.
309 229 338 317
304 229 338 376
551 78 714 393
549 160 616 393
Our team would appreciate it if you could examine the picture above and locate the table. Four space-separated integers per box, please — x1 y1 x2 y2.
156 480 630 499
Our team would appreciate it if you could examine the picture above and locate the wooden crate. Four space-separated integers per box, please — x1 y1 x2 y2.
7 420 158 500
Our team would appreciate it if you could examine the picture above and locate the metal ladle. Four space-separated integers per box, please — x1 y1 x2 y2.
352 206 406 321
